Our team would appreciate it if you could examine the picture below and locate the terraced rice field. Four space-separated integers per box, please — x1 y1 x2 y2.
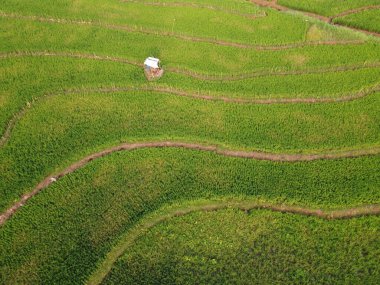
0 0 379 284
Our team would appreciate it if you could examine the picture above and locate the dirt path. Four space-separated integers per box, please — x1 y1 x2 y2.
250 0 380 37
120 0 267 19
87 199 380 284
0 11 365 50
1 141 379 226
1 79 379 149
2 51 379 81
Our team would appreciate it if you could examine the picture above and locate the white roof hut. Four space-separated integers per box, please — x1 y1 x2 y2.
144 57 164 80
144 57 160 69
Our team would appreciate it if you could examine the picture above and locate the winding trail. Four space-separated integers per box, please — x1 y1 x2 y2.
0 11 366 49
250 0 380 37
87 200 380 284
1 141 379 226
1 82 379 148
120 0 267 19
2 51 379 81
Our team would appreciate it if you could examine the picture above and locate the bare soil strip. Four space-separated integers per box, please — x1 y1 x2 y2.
331 5 380 21
120 0 267 19
2 51 379 81
250 0 380 37
87 200 380 285
1 141 379 226
1 80 379 148
0 11 365 50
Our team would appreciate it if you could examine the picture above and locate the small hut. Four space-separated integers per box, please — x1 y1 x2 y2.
144 57 164 80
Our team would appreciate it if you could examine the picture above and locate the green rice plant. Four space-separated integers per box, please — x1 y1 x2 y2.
103 208 380 285
0 148 379 284
0 1 379 284
1 18 376 76
0 57 145 138
0 0 312 45
125 0 260 12
1 56 379 137
0 89 379 210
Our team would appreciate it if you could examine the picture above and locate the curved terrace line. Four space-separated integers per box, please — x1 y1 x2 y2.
2 51 380 81
87 200 380 284
120 0 267 19
1 82 379 148
250 0 380 37
0 11 366 50
331 5 380 21
1 141 379 226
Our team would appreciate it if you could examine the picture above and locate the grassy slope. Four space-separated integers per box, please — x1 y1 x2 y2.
103 208 380 285
0 148 379 284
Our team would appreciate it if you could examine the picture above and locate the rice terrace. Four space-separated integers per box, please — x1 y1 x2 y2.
0 0 380 284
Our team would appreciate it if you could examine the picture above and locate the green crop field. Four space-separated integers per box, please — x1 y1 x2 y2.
0 0 379 284
103 208 380 284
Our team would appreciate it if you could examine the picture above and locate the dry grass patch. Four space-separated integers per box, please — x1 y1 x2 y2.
285 54 310 66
